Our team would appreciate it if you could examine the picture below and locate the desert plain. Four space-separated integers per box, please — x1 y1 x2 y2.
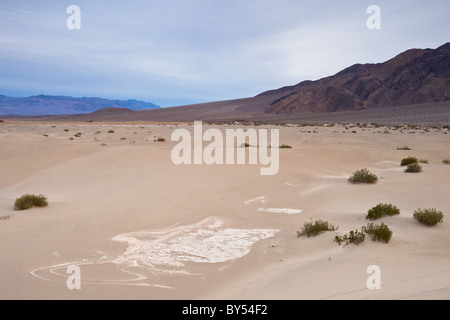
0 120 449 300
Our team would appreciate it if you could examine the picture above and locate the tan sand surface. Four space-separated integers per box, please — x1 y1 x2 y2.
0 121 449 299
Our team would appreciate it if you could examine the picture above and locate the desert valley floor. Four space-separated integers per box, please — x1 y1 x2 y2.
0 120 449 299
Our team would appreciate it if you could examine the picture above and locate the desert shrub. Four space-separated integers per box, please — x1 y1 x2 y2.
362 223 393 243
413 208 444 226
64 129 69 132
404 163 422 173
443 159 450 165
279 144 292 149
43 134 49 137
297 219 337 238
397 146 411 150
154 137 166 142
400 156 418 166
14 194 48 211
366 203 400 220
120 137 126 140
74 133 82 138
100 143 107 146
348 168 378 184
108 130 115 134
419 159 429 164
334 229 366 246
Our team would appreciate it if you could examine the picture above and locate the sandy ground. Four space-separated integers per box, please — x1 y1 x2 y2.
0 120 449 300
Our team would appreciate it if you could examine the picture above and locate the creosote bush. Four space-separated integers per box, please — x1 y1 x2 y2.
334 229 365 246
297 219 337 238
362 222 393 243
400 156 418 166
413 208 444 226
348 168 378 184
14 194 48 211
366 203 400 220
405 163 422 173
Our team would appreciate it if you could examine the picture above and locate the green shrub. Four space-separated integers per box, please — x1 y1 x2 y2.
348 168 378 184
413 208 444 226
400 156 418 166
404 163 422 173
154 137 166 142
108 130 115 134
419 159 429 164
297 219 337 238
362 222 393 243
74 133 82 138
14 194 48 211
334 229 366 246
64 129 69 132
443 159 450 165
366 203 400 220
279 144 292 149
397 146 411 150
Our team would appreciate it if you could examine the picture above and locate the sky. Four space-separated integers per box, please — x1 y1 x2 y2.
0 0 449 107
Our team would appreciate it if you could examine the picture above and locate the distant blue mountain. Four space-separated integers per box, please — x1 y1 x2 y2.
0 94 160 116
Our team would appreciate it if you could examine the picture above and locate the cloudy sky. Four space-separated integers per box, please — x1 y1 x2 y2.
0 0 449 107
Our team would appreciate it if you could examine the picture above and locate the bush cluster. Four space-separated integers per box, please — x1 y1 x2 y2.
14 194 48 211
297 219 337 238
413 208 444 226
348 168 378 184
366 203 400 220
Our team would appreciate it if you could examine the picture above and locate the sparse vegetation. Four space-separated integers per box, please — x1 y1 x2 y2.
120 137 126 140
413 208 444 226
154 137 166 142
334 229 366 246
443 159 450 165
348 168 378 184
14 194 48 211
419 159 429 164
108 130 115 134
43 134 49 137
69 137 74 140
362 222 393 243
366 203 400 220
279 144 292 149
74 133 82 138
397 146 411 150
405 163 422 173
64 129 69 132
297 219 337 238
0 215 12 221
100 143 107 146
400 156 418 166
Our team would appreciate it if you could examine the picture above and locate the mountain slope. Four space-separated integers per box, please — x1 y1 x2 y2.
0 95 160 116
259 42 450 114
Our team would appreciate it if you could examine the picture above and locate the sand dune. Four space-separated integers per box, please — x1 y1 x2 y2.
0 120 449 299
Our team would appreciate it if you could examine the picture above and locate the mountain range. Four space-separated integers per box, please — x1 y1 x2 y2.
1 42 449 123
260 42 449 114
0 95 160 116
